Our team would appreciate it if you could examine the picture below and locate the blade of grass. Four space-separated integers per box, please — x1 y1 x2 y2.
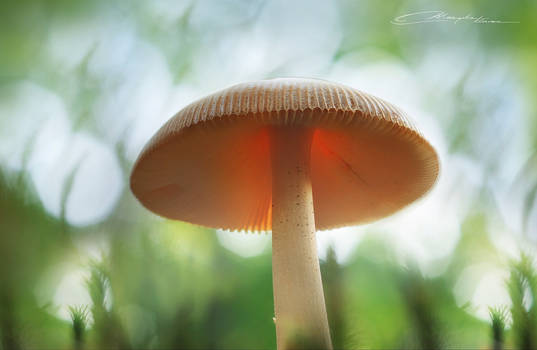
507 253 537 350
489 306 508 350
69 305 89 350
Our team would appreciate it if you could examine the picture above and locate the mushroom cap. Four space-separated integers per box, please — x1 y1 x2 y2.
130 78 439 231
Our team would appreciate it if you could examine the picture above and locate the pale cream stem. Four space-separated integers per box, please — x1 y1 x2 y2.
271 126 332 350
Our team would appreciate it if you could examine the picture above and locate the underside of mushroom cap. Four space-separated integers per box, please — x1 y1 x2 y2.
130 78 439 231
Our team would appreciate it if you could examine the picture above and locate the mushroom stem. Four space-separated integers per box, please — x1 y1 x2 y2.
270 126 332 350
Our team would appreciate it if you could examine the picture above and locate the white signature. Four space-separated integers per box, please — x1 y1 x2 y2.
391 10 519 25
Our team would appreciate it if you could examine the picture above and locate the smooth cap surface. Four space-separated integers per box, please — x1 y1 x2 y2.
130 78 439 231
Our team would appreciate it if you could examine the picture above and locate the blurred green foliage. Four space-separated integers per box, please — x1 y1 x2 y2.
1 167 537 348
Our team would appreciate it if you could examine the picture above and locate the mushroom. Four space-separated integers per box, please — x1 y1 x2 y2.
130 78 439 349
